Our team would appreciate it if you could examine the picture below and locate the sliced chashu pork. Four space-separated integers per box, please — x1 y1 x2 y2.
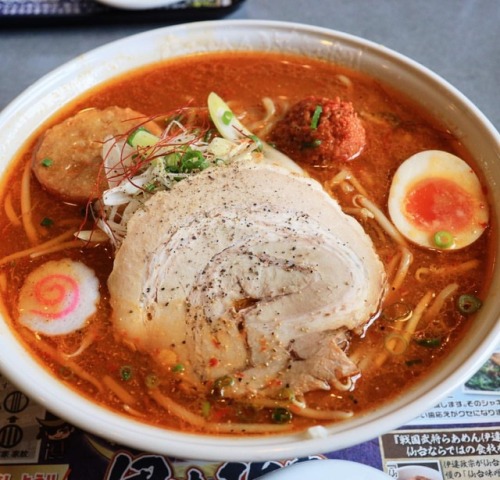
108 161 386 398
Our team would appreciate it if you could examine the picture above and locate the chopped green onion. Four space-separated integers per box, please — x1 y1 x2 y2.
212 375 234 397
271 407 292 424
126 127 159 148
145 373 159 389
457 294 483 314
120 365 133 382
41 157 53 167
203 129 216 143
164 152 181 173
310 105 323 129
214 375 234 388
201 401 211 418
144 183 156 193
433 230 454 249
40 217 54 227
164 148 209 174
181 149 209 172
249 134 263 152
208 92 255 142
415 337 442 348
171 363 185 373
405 359 423 367
302 139 322 149
221 110 234 125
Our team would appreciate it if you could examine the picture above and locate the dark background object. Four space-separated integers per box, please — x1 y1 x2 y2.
0 0 246 27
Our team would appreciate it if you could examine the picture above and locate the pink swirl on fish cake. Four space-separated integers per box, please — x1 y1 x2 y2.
30 274 80 320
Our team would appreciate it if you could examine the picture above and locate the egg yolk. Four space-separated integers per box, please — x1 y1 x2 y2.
404 177 474 232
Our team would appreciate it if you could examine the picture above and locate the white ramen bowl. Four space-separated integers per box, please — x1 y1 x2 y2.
0 20 499 462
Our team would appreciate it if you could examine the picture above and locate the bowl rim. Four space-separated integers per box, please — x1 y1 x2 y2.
0 19 499 462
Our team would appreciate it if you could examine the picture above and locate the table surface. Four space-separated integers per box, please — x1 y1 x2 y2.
1 0 499 130
0 2 499 477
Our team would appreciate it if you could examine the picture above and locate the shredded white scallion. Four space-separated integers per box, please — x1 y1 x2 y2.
92 124 262 248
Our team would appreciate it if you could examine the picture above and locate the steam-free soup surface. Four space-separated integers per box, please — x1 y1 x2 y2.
0 52 493 435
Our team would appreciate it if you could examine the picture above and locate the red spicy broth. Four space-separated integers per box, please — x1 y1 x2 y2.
0 51 494 435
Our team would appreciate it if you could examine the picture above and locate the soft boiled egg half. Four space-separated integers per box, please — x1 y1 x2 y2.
388 150 489 250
